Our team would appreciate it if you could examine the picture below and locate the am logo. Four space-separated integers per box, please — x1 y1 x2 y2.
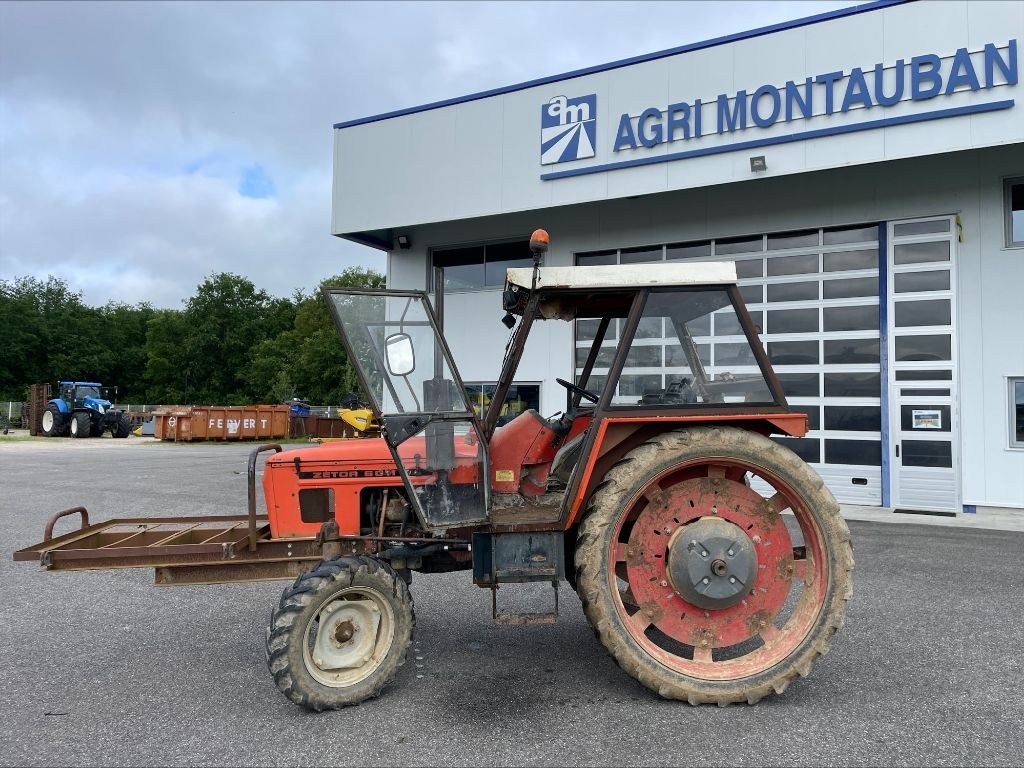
541 94 597 165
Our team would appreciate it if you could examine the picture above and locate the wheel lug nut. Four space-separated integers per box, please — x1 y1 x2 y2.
660 580 668 587
702 577 710 585
727 549 734 557
700 551 708 558
729 576 736 583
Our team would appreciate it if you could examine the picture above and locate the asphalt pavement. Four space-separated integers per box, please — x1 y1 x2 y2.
1 437 1022 767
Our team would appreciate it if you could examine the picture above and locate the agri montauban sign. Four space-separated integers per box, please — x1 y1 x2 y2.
540 40 1017 180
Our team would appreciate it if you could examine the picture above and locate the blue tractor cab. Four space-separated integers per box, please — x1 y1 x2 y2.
41 381 132 439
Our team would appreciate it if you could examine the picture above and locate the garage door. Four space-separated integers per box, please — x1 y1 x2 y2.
576 223 883 505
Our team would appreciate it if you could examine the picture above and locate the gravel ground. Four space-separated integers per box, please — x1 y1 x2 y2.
1 438 1022 767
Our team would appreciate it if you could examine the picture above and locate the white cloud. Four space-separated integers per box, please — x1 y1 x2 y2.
0 0 855 308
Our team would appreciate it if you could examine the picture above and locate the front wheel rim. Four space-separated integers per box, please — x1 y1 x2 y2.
302 585 396 688
608 458 829 682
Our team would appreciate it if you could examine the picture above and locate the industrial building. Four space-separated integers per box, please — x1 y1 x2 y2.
330 0 1024 515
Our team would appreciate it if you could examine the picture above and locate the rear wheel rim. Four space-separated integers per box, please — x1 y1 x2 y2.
607 458 828 681
42 411 53 431
302 585 396 688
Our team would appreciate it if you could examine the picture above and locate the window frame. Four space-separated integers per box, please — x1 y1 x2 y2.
1004 176 1024 249
1009 377 1024 450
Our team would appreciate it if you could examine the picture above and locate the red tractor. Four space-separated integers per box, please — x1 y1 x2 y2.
16 230 852 710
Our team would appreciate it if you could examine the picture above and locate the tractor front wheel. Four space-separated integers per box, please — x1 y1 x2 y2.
70 412 91 438
112 414 131 438
575 426 853 705
266 556 414 711
41 405 66 437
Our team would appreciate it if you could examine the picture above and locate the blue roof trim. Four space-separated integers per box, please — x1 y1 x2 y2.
539 100 1016 181
333 0 912 130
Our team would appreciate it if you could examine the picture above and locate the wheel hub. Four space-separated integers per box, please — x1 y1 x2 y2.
311 600 381 671
667 516 758 610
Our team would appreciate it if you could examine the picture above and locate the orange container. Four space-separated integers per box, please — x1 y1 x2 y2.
154 405 289 442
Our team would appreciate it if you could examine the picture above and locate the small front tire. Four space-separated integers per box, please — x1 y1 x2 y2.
266 556 414 711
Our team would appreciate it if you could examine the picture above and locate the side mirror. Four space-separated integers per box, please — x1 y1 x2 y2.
384 333 415 376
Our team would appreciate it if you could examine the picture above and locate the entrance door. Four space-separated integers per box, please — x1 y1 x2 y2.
886 216 959 512
322 289 490 529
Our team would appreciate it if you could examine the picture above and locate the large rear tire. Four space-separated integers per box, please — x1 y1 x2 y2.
41 405 66 437
70 412 91 438
575 426 853 705
112 414 131 438
266 556 414 711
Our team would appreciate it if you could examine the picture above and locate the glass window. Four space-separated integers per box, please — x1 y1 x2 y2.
735 259 763 278
894 241 950 265
901 440 952 468
767 253 819 276
825 439 881 466
483 242 533 287
894 270 950 293
895 334 951 362
1010 378 1024 448
824 339 879 365
895 369 952 381
576 250 618 266
893 220 950 237
823 305 878 332
767 308 819 333
1005 178 1024 247
739 284 763 305
825 406 881 432
768 229 819 250
715 236 763 255
767 281 819 302
325 292 471 416
666 242 712 260
823 276 878 299
824 372 880 397
768 341 819 366
575 346 617 368
823 225 877 245
611 289 774 406
434 241 531 289
822 249 876 272
576 318 614 342
620 246 664 264
894 299 951 328
776 372 820 397
434 246 485 290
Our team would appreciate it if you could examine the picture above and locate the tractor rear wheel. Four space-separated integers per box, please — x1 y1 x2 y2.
266 556 414 711
575 426 853 705
70 412 91 438
41 405 66 437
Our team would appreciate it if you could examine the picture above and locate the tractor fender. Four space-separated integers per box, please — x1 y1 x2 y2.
49 398 69 414
563 412 809 529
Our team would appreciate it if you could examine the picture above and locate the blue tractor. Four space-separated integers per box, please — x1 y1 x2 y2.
41 381 131 439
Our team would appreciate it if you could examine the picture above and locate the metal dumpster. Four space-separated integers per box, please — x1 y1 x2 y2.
154 405 289 442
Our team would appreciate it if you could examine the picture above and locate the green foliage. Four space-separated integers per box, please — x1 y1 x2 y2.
0 267 383 406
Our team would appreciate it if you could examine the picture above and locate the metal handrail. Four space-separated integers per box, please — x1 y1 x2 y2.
247 445 282 551
44 507 90 541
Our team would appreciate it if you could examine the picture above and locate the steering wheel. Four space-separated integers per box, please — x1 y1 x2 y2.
556 377 599 404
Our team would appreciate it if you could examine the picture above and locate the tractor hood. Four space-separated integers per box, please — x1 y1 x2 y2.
82 396 112 412
265 435 480 474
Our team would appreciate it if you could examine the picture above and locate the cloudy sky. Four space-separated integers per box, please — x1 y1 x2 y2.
0 0 857 309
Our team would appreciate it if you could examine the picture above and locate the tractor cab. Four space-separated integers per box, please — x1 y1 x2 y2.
321 231 799 536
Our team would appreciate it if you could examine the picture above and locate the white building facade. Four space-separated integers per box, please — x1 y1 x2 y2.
331 0 1024 516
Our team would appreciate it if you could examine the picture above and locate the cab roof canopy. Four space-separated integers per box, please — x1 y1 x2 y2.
504 262 739 320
